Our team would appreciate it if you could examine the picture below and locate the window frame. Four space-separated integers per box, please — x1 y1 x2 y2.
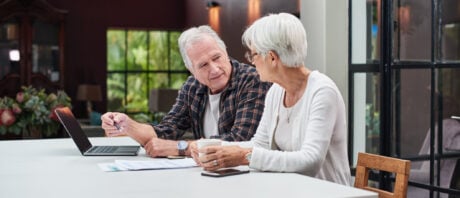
106 29 190 115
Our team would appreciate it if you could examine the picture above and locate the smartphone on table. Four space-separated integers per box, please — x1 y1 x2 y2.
201 168 250 177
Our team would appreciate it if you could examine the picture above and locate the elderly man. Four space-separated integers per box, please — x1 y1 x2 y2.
101 25 271 158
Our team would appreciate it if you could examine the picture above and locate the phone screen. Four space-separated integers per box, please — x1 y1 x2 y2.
201 169 250 177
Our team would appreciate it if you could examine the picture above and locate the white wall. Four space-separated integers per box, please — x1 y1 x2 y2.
300 0 348 108
301 0 364 164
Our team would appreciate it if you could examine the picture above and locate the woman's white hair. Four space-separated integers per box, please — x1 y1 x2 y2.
242 13 307 68
178 25 227 70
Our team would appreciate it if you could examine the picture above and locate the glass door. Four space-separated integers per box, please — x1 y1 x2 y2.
349 0 460 197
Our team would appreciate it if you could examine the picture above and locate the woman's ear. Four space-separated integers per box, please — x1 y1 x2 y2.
269 51 278 66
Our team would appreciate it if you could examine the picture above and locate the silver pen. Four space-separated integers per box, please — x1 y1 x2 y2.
114 122 121 131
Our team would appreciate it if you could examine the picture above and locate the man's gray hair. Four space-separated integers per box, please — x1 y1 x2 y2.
178 25 227 70
242 13 307 68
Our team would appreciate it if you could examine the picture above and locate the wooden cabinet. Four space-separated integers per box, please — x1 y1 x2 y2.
0 0 67 97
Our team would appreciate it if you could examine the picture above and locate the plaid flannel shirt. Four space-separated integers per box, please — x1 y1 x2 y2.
152 59 271 141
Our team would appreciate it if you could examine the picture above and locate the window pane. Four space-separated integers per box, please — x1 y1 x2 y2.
31 45 60 82
32 20 60 81
436 67 460 191
439 68 460 119
407 179 433 197
352 72 381 166
126 73 148 112
170 73 189 89
439 0 460 61
406 67 460 195
107 30 126 71
393 69 431 157
169 32 186 70
441 0 460 62
148 73 168 89
107 29 189 114
149 31 168 70
442 23 460 62
351 0 380 64
0 21 20 79
107 73 125 112
393 0 432 62
127 31 147 71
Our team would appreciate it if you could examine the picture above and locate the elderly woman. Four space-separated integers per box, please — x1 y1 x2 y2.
195 13 351 185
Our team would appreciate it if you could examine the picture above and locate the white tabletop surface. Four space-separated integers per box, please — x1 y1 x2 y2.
0 137 377 198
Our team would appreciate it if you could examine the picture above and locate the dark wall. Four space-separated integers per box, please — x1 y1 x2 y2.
46 0 185 117
43 0 297 118
185 0 298 65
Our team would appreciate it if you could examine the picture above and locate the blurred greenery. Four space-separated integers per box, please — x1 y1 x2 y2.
365 103 380 154
107 29 189 121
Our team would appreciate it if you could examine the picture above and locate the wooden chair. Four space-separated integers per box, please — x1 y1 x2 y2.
354 152 411 198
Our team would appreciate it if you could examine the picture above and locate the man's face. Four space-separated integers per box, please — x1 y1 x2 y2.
187 36 232 94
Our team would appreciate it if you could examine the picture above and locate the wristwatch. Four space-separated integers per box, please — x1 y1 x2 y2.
177 140 188 156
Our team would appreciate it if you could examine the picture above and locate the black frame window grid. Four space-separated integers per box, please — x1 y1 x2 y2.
106 29 190 116
348 0 460 197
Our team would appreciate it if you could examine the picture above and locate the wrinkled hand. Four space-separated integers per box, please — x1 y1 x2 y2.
143 138 178 157
101 112 128 137
199 145 248 171
101 112 157 146
189 140 201 165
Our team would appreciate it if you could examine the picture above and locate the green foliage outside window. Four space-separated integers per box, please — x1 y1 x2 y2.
107 29 189 121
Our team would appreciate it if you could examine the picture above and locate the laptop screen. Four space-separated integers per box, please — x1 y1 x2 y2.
55 107 93 154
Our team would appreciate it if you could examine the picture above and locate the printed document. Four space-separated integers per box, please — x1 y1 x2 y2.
99 158 197 172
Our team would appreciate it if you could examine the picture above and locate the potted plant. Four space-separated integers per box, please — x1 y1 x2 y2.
0 86 72 138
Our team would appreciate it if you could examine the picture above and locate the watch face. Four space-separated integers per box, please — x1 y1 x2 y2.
178 141 188 150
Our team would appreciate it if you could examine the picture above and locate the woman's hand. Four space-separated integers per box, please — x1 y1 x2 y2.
199 145 251 171
189 140 202 166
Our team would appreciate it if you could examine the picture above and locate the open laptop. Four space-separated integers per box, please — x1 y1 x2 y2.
55 107 140 156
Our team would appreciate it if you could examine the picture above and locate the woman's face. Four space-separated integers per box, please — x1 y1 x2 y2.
247 49 272 82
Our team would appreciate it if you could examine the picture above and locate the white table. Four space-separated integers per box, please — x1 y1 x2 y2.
0 137 377 198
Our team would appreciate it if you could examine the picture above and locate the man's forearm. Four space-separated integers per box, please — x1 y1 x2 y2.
127 120 157 146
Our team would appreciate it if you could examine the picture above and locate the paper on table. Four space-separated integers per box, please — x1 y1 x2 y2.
98 158 198 172
98 163 129 172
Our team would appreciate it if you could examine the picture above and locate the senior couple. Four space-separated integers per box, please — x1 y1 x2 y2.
101 13 351 186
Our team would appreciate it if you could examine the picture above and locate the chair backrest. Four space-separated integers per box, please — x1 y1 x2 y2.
354 152 411 198
148 89 179 113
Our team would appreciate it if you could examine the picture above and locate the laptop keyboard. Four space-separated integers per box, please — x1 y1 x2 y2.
91 146 118 153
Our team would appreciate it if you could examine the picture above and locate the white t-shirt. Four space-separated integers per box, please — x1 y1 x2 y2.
203 92 222 138
273 91 301 151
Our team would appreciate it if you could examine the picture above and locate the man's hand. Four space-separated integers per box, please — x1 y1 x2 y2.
144 138 180 157
101 112 128 137
101 112 157 146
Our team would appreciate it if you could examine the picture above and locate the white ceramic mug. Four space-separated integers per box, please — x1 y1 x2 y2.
197 139 222 157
